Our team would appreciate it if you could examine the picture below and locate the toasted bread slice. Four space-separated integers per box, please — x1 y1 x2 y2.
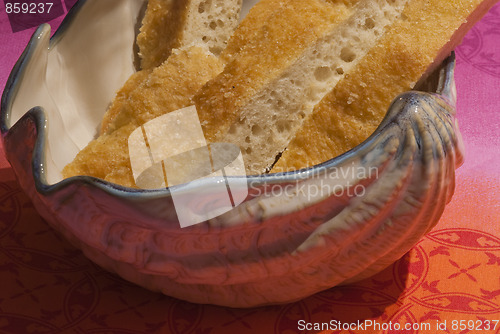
273 0 499 172
137 0 242 70
63 46 224 187
195 0 409 174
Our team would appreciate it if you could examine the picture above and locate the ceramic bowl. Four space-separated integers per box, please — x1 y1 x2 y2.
0 0 464 307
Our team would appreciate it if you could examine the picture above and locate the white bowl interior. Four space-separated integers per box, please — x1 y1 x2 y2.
8 0 259 185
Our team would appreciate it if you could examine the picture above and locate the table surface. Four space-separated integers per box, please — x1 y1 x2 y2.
1 2 499 334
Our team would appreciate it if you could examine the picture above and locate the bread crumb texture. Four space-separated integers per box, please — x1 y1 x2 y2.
195 0 351 143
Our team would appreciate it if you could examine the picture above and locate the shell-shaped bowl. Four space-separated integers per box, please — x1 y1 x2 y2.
0 0 464 307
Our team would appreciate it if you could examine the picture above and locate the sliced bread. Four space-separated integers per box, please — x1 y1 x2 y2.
273 0 499 172
195 0 409 174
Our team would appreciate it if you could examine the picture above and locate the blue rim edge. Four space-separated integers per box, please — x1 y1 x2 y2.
0 0 457 200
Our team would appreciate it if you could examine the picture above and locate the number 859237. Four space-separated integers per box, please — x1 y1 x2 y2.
5 2 53 14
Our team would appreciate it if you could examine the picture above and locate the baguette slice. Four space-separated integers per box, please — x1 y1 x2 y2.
273 0 499 172
195 0 410 174
137 0 242 70
62 46 224 187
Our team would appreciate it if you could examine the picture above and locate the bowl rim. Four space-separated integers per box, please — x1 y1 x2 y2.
0 0 457 200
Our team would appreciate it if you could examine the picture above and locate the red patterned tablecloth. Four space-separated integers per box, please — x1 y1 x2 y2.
1 2 499 334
